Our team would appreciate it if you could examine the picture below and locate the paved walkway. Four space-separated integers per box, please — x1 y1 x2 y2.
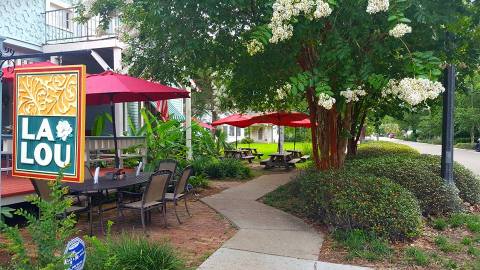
383 138 480 175
198 172 369 270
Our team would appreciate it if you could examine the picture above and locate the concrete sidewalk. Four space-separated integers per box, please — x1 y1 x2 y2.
199 172 369 270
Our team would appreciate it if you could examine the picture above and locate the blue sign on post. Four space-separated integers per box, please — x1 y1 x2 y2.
64 237 86 270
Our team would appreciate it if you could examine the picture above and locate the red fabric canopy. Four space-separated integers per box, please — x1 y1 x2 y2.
211 114 254 128
287 118 311 128
212 112 311 128
194 118 214 130
2 61 58 80
86 71 189 105
249 112 310 127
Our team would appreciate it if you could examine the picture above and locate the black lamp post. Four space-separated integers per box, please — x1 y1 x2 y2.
441 32 456 186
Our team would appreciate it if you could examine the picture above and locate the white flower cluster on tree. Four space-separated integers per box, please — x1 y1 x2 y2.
340 86 367 103
317 93 336 110
269 0 331 44
382 78 445 106
313 0 333 19
389 23 412 38
366 0 389 14
276 83 292 100
247 40 265 56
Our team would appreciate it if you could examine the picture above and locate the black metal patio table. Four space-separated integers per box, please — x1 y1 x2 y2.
64 172 152 235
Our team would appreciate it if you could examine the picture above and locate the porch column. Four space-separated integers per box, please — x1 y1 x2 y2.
113 47 124 167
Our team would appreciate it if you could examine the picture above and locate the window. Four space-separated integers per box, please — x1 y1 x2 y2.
229 126 235 136
236 127 242 136
223 126 228 135
258 127 264 140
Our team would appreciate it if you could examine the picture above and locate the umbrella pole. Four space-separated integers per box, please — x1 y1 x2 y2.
110 100 120 169
294 128 296 150
235 128 238 149
277 126 281 153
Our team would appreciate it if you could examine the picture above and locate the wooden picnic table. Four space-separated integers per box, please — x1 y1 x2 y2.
240 147 264 159
224 149 255 163
286 149 302 158
260 152 300 169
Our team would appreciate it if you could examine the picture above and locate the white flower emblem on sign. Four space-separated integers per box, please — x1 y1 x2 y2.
56 120 73 142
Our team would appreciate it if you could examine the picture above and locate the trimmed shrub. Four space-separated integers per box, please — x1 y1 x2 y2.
188 174 210 188
192 157 251 179
347 155 463 215
354 142 480 207
355 141 419 159
418 155 480 205
298 170 422 240
240 137 255 144
455 143 475 150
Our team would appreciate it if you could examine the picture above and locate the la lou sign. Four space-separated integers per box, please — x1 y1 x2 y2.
12 65 86 183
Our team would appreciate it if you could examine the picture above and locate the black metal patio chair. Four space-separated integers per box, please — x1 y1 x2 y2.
165 165 193 224
117 170 172 234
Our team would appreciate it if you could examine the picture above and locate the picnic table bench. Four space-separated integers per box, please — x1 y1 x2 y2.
286 150 311 162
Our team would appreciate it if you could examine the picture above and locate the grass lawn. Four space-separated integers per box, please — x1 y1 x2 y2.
238 142 312 158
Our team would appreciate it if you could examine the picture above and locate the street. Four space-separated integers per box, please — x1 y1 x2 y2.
382 138 480 175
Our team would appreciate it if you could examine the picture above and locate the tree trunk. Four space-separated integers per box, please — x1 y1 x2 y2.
299 44 350 170
347 105 367 156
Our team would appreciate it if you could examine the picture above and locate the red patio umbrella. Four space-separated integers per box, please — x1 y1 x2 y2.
193 118 214 130
2 61 58 80
212 114 255 148
249 112 309 126
86 71 188 105
211 114 254 128
288 118 311 128
249 112 311 151
86 71 189 168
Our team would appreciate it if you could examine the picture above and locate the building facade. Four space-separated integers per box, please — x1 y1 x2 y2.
0 0 143 135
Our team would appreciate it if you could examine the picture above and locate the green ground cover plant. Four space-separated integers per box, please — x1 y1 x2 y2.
405 247 430 266
333 229 393 261
84 227 185 270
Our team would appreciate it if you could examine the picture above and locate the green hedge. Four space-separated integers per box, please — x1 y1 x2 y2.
298 170 422 240
354 141 419 159
416 155 480 205
454 143 475 150
191 157 252 179
347 155 463 215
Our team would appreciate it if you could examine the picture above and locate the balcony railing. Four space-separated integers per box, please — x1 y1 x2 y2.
44 7 120 44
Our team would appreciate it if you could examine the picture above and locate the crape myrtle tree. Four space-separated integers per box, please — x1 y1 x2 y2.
81 0 479 170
